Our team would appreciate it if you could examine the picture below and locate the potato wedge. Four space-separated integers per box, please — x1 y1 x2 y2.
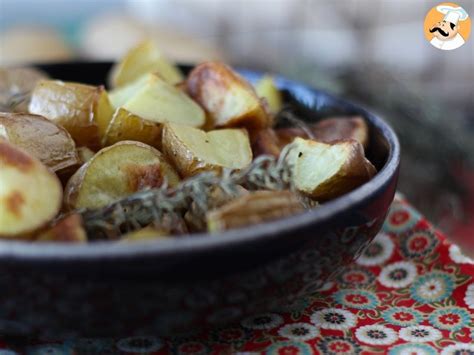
254 75 283 114
278 116 370 150
207 190 304 232
0 67 48 112
162 123 252 177
109 39 183 88
64 141 180 209
108 74 149 109
0 112 79 173
102 108 162 149
291 138 376 201
35 213 87 243
187 61 271 131
123 74 205 128
0 140 62 237
28 80 114 150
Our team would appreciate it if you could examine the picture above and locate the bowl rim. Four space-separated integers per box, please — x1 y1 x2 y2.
0 64 400 261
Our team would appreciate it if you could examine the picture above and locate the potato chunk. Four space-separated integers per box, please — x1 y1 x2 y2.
108 74 149 109
64 141 180 209
291 138 376 201
109 39 183 88
207 190 304 232
0 140 62 237
254 75 283 114
187 61 271 131
162 123 252 177
102 108 162 149
35 213 87 243
278 116 369 149
0 112 78 173
29 80 114 150
123 74 205 128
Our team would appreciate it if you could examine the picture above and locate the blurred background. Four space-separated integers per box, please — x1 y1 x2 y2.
0 0 473 247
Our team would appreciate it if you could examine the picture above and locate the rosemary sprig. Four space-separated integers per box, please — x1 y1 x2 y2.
80 143 299 240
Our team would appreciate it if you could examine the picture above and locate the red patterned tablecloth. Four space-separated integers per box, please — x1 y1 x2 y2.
1 195 474 354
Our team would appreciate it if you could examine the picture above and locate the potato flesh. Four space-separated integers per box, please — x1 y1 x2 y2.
187 62 270 130
28 80 114 150
292 138 376 201
65 141 180 209
109 75 149 109
254 75 282 113
0 112 78 173
295 141 347 192
162 123 252 177
0 140 62 237
123 75 205 127
109 40 183 88
103 108 162 148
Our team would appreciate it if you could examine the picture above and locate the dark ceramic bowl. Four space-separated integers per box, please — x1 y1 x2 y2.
0 62 399 338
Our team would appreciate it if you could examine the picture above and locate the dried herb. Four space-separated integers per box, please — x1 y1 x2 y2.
79 143 307 240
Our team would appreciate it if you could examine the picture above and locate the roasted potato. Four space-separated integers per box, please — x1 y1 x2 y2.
0 140 62 238
254 75 283 114
64 141 180 209
291 138 376 201
207 190 304 232
253 116 370 158
108 74 149 109
0 67 48 112
28 80 114 150
122 74 205 128
109 39 184 88
187 61 271 131
162 122 252 177
102 108 162 149
278 116 369 149
35 213 87 243
0 112 79 173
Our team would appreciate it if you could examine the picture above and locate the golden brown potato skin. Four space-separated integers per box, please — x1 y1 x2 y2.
0 140 62 238
0 112 79 173
28 80 114 150
187 61 271 132
207 190 304 232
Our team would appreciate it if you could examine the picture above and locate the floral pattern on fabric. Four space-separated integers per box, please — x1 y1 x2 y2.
2 196 474 354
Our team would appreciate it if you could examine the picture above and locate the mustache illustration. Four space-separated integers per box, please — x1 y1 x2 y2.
430 27 449 37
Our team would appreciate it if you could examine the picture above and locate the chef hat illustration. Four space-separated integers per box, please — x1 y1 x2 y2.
436 5 469 25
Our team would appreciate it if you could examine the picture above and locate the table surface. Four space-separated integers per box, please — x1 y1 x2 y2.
1 194 474 354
